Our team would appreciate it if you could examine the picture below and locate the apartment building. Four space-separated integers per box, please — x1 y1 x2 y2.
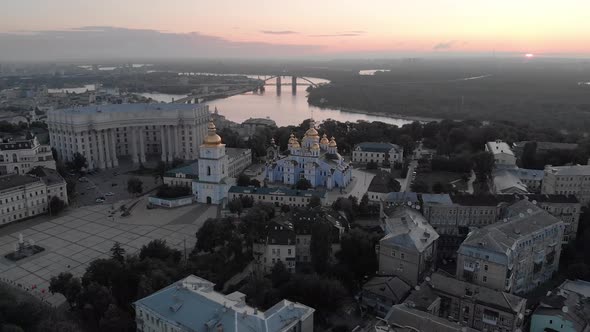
457 200 564 294
388 272 527 332
290 209 346 264
253 220 296 273
531 279 590 332
542 165 590 205
378 206 439 286
134 275 315 332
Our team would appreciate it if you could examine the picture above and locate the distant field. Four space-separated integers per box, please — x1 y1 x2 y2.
308 58 590 131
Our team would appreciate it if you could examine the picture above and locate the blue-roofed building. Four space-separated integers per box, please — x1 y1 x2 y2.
265 120 352 191
378 205 439 286
228 186 326 208
352 142 404 166
382 192 420 208
134 275 314 332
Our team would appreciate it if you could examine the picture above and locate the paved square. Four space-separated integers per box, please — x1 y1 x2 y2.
0 197 217 307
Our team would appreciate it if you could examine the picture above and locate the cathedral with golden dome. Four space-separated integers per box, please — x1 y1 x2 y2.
266 119 352 190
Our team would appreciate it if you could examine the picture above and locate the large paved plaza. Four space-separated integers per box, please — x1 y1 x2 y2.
0 198 216 307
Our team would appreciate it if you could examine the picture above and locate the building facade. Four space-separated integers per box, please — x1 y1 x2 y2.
0 136 55 175
457 200 564 294
228 186 326 208
253 220 297 273
134 275 314 332
47 103 209 169
360 276 411 318
531 279 590 332
193 120 234 204
352 142 403 166
266 120 352 190
0 168 67 226
542 165 590 205
378 206 439 286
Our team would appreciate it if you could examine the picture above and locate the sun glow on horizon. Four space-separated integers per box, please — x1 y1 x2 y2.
525 53 535 58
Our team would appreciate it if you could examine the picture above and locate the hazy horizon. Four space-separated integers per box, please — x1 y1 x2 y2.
1 0 590 61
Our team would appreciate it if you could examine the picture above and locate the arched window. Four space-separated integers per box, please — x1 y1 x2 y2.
207 166 211 176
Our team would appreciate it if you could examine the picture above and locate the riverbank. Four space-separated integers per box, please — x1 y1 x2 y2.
336 107 442 123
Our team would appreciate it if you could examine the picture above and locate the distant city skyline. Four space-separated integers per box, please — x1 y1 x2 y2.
1 0 589 60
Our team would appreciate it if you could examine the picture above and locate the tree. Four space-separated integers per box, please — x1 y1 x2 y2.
521 141 537 169
366 161 378 170
228 198 244 217
308 195 322 208
139 239 181 263
250 179 261 188
270 261 291 287
99 304 134 332
472 151 495 181
432 182 444 194
49 272 81 309
127 177 143 196
110 242 125 263
359 193 370 216
196 218 235 252
336 229 379 288
410 179 429 193
566 263 590 281
154 161 167 182
48 196 66 216
280 204 291 213
237 174 251 187
67 152 87 173
295 178 312 190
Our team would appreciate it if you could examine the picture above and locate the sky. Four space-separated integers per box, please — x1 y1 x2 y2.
1 0 589 60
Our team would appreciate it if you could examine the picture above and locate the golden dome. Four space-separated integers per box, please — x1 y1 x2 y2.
328 136 337 147
203 119 222 145
305 127 319 137
292 140 300 148
288 133 296 145
320 134 329 145
311 143 320 150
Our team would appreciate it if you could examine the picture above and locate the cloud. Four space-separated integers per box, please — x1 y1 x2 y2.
433 40 456 50
0 26 320 61
309 32 365 37
260 30 298 35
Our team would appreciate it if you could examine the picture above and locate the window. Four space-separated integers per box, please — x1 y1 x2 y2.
484 264 488 271
483 276 487 282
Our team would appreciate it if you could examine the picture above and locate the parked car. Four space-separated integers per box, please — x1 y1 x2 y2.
79 177 88 182
85 185 96 190
105 192 114 196
95 198 105 203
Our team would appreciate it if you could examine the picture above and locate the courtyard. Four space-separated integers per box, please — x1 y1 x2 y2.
0 197 216 307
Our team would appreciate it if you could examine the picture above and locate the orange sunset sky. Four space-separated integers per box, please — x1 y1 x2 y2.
1 0 589 58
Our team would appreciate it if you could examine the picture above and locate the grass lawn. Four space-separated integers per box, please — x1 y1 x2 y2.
418 171 467 192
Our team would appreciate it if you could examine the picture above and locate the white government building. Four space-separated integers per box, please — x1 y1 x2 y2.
47 103 210 169
0 136 55 175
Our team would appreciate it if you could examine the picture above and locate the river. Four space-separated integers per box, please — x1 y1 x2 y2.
141 76 415 127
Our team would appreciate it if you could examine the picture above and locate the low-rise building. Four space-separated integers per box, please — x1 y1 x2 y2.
361 276 411 318
253 220 297 273
485 140 516 166
0 168 67 225
457 199 564 294
228 186 327 208
542 165 590 205
391 272 527 332
134 275 314 332
367 170 399 202
353 142 403 166
384 303 479 332
0 136 55 175
491 169 529 194
163 162 199 188
531 279 590 332
378 206 439 286
290 209 346 265
227 148 252 177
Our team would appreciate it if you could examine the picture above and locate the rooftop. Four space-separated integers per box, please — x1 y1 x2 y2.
421 193 453 205
57 103 205 114
354 142 402 153
381 206 439 253
534 279 590 331
165 160 199 178
459 200 563 259
486 140 514 156
383 192 420 205
227 148 252 159
134 275 314 332
492 169 529 194
0 174 41 191
368 170 398 193
363 276 411 304
545 164 590 176
27 166 66 186
385 304 478 332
